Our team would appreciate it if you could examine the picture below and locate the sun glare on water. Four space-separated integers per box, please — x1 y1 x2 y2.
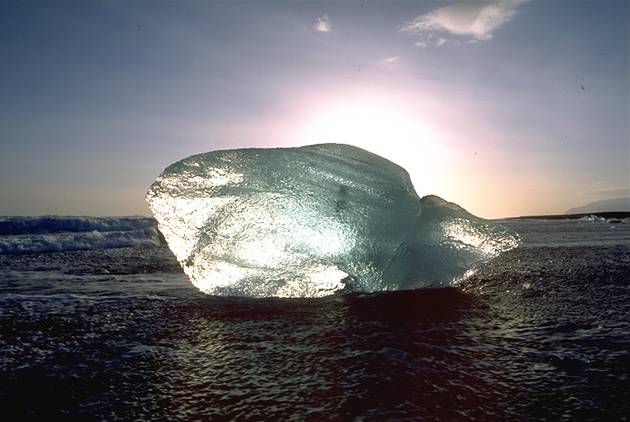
298 99 450 196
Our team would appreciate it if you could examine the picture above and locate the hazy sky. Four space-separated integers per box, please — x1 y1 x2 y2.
1 0 628 218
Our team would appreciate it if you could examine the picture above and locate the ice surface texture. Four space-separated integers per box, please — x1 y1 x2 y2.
146 144 519 297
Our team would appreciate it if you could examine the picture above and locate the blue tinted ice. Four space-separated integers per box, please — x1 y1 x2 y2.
146 144 519 297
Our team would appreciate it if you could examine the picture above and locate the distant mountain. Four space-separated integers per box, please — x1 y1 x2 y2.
566 197 630 214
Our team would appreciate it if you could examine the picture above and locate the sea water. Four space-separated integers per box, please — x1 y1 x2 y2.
0 216 628 420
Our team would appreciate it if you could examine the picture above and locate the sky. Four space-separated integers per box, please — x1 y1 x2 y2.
0 0 628 218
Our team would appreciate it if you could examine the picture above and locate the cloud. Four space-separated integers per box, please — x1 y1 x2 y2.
313 14 332 33
378 55 401 69
381 56 400 64
401 0 527 47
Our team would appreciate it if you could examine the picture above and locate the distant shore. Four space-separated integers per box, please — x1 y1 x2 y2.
502 211 630 221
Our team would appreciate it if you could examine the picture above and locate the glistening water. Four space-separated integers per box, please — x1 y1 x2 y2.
1 218 629 420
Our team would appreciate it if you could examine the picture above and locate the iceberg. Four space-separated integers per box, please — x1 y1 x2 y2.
146 143 519 297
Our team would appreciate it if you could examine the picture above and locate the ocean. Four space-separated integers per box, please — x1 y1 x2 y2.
0 216 628 420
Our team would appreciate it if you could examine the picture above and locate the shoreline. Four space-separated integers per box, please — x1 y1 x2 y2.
499 211 630 221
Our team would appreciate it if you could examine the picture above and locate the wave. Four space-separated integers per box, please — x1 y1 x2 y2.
0 216 156 235
0 216 163 254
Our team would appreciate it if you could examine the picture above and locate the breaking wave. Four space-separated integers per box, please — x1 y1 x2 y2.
0 216 162 254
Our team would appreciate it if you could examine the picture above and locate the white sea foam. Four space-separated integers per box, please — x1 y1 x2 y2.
0 216 162 254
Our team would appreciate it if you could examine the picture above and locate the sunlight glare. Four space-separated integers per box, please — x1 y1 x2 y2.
297 98 450 196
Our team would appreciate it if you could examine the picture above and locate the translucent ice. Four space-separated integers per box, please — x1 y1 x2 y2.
146 143 519 297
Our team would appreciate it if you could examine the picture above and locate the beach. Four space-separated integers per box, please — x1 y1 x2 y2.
0 217 628 419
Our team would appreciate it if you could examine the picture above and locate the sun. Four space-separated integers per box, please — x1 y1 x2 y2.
297 98 450 197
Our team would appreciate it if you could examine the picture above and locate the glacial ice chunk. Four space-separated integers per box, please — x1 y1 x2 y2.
146 143 519 297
